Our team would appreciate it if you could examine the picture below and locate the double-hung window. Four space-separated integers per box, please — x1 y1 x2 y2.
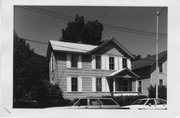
96 78 102 91
109 57 114 70
96 55 101 69
138 81 142 93
158 63 163 73
159 79 163 86
71 55 78 68
122 58 127 68
72 77 78 92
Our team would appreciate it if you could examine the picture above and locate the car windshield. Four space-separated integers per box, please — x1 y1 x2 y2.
67 99 79 106
132 99 147 105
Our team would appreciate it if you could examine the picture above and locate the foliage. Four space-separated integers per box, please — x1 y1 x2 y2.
132 54 142 62
148 85 167 100
61 15 103 45
13 32 49 102
103 95 147 106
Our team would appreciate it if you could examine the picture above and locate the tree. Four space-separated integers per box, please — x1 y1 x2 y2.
61 15 103 45
148 85 167 100
132 54 142 62
13 32 49 102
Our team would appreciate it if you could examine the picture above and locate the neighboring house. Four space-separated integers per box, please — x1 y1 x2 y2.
46 38 140 100
132 51 167 96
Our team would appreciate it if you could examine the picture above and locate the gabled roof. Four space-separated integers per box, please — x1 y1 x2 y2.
47 38 135 60
49 40 97 53
132 50 167 70
88 38 135 59
107 68 140 78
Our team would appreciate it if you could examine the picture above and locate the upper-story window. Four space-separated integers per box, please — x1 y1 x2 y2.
159 79 163 86
122 58 127 68
71 55 78 68
109 57 114 70
158 63 163 73
72 77 78 92
95 55 101 69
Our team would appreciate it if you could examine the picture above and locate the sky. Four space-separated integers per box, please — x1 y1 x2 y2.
14 6 167 57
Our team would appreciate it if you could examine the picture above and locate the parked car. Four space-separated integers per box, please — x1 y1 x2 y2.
121 98 167 110
46 97 121 109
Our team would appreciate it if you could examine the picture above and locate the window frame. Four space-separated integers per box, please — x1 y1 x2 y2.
109 57 114 70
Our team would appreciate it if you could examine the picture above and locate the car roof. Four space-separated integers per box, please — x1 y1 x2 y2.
136 98 166 101
74 97 113 99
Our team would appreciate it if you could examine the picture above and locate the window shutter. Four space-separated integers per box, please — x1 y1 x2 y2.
92 77 96 92
127 59 131 69
91 55 95 69
102 77 106 92
78 76 82 92
67 54 71 68
119 57 122 70
115 57 119 70
106 56 109 70
101 55 106 70
105 78 110 92
67 76 71 92
50 54 52 71
78 55 82 69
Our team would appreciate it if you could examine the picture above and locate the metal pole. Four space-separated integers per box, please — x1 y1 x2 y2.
156 9 159 99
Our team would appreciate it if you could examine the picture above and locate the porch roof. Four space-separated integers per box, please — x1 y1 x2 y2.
107 68 140 78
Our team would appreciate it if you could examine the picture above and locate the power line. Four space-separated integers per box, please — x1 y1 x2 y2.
20 6 167 38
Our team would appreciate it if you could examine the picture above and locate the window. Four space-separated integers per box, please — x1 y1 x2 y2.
109 57 114 70
72 77 78 91
156 99 166 105
159 79 163 86
122 58 127 68
146 99 155 105
75 99 87 106
71 55 78 68
96 78 102 91
90 99 101 106
99 99 117 105
50 54 55 72
96 55 101 69
158 63 163 73
138 81 142 93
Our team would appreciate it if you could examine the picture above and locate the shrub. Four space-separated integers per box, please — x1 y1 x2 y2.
103 95 147 106
148 85 167 100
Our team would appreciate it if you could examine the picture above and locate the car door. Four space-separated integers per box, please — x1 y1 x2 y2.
98 98 120 109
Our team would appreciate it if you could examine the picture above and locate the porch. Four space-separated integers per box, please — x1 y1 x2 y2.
106 68 140 96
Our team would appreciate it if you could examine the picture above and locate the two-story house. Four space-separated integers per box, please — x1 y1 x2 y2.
132 51 167 96
46 38 140 100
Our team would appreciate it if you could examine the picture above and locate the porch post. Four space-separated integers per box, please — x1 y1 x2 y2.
113 77 116 92
135 78 138 92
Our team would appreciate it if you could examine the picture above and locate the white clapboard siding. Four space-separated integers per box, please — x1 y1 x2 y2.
102 77 106 92
91 55 95 69
119 57 122 71
101 55 106 70
78 55 82 69
67 76 71 92
78 76 82 92
92 76 96 92
66 54 71 68
127 59 131 69
114 57 119 70
106 56 109 70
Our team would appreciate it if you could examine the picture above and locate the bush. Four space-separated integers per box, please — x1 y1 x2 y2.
103 95 147 106
148 85 167 100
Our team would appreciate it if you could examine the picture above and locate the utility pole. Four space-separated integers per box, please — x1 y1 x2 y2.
156 9 159 99
156 7 165 99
